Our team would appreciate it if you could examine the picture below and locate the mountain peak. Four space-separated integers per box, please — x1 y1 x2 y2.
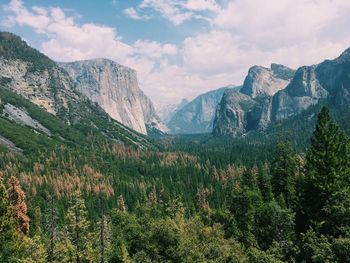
339 47 350 59
241 64 292 98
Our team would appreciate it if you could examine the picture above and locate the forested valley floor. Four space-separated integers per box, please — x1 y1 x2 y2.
1 107 350 262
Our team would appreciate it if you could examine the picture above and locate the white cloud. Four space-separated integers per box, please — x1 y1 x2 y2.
126 0 220 25
182 0 220 12
2 0 176 63
124 7 149 20
139 0 193 25
133 40 177 59
2 0 182 105
179 0 350 83
214 0 350 50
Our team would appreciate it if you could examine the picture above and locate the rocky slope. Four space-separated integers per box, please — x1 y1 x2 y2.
0 32 155 149
214 64 295 136
0 32 79 121
271 48 350 122
59 59 167 135
167 86 238 134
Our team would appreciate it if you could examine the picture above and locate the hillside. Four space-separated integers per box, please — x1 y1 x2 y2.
0 32 155 150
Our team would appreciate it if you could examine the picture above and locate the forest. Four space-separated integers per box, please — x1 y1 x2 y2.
1 106 350 262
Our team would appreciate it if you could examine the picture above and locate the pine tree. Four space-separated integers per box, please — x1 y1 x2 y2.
66 191 92 263
117 195 127 213
300 107 350 236
6 175 30 234
271 141 297 209
45 197 59 262
257 164 273 202
0 173 19 263
196 186 212 222
97 198 112 263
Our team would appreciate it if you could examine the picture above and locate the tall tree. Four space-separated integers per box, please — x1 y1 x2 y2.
45 196 59 262
66 191 93 263
271 141 297 209
300 107 350 236
0 173 19 263
6 176 30 234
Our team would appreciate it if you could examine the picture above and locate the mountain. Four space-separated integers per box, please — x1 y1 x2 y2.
59 59 167 135
240 64 295 98
214 48 350 137
0 32 155 150
271 49 350 122
213 64 295 136
167 86 239 134
157 99 189 124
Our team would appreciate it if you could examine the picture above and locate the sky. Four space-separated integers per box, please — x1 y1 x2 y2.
1 0 350 109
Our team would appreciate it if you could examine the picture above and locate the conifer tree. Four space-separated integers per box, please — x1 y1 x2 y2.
46 197 59 262
6 175 30 234
257 164 273 202
196 186 212 222
300 107 350 236
0 173 19 262
66 191 92 263
117 195 127 213
271 141 297 209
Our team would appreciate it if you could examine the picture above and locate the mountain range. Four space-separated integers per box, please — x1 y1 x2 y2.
213 48 350 137
1 31 350 147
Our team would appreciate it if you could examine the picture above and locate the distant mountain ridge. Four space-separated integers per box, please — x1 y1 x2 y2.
157 99 189 124
167 85 240 134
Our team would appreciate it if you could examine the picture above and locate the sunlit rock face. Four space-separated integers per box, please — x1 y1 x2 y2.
60 59 167 135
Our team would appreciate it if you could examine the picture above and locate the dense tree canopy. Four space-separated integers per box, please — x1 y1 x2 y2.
0 106 350 262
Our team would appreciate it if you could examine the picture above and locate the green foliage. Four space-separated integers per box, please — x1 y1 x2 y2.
0 104 350 262
271 141 298 209
332 237 350 262
0 32 55 72
300 107 350 236
65 192 94 263
301 229 335 263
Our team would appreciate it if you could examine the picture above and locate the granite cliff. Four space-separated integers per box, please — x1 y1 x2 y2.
59 59 167 135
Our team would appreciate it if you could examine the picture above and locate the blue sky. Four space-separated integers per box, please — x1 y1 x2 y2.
1 0 350 108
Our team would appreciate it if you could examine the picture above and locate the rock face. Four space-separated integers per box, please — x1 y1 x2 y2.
167 86 238 134
213 91 254 136
0 32 156 149
214 64 295 136
240 64 293 98
271 49 350 122
59 59 167 135
214 48 350 137
0 32 79 120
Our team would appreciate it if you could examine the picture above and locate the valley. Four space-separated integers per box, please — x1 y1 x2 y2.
1 31 350 263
